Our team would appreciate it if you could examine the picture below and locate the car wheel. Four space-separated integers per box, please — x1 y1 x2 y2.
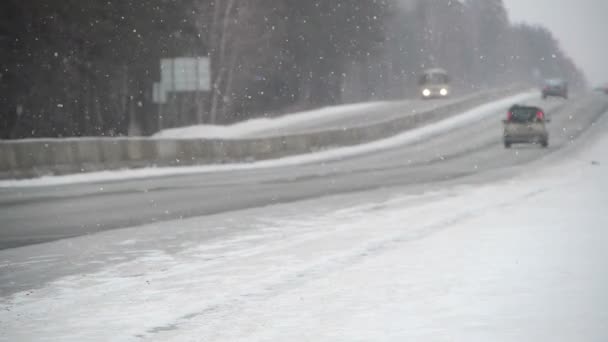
504 141 512 149
541 140 549 148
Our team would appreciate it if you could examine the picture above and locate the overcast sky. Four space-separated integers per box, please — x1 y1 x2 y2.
503 0 608 86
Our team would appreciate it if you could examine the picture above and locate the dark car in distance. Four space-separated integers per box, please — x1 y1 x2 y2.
542 79 568 99
594 84 608 95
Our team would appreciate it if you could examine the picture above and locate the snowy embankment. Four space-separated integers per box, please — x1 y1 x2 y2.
0 92 535 188
2 111 607 341
154 101 391 139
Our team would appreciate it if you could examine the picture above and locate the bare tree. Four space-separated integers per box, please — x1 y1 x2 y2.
209 0 237 124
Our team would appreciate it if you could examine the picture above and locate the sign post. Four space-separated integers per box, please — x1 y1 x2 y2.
154 57 211 127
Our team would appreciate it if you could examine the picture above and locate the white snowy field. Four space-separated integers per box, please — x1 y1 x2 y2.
2 111 608 341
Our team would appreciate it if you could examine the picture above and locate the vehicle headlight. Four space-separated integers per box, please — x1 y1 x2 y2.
440 88 448 96
422 89 431 97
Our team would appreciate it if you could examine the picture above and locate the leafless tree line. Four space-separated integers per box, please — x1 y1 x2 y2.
0 0 585 139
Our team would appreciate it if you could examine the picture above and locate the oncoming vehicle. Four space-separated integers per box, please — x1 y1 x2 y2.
418 68 451 99
542 78 568 99
503 104 550 148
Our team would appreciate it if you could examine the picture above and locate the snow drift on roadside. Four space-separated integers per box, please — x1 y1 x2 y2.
154 101 390 139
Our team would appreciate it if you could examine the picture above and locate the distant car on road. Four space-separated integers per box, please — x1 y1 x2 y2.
503 104 550 148
542 79 568 99
594 84 608 95
418 68 451 99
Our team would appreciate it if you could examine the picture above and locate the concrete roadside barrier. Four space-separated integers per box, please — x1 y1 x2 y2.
75 139 103 172
0 143 17 178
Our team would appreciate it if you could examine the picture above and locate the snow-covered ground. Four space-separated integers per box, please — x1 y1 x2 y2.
2 108 607 341
0 92 535 188
154 101 391 139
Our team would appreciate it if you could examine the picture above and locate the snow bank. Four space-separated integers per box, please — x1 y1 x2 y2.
154 101 391 139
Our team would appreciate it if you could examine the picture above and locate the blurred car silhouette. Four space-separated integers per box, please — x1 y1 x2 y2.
542 79 568 99
594 84 608 95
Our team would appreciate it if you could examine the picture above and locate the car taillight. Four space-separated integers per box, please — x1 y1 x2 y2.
507 111 513 121
536 110 544 120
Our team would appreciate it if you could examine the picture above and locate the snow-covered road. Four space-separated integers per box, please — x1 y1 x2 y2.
2 110 608 341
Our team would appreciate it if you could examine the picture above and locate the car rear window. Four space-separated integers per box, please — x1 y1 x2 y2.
510 107 537 123
546 79 564 86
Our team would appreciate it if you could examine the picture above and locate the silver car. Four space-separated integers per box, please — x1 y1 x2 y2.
503 105 550 148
